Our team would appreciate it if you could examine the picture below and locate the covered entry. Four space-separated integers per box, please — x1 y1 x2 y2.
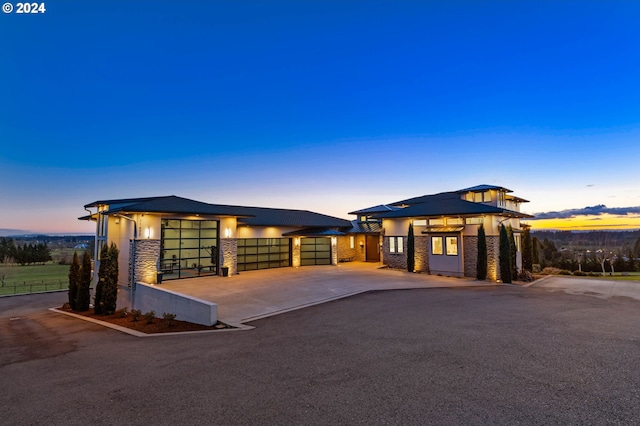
365 235 380 262
300 237 331 266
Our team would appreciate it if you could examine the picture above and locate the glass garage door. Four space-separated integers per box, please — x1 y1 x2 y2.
300 237 331 266
160 219 218 280
237 238 291 272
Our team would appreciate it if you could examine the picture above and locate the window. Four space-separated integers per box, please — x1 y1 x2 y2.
413 219 427 226
466 217 483 225
389 236 404 253
474 192 483 203
464 193 474 202
515 234 521 252
483 191 492 202
349 235 355 249
429 219 444 226
432 237 443 255
446 218 463 225
446 237 458 256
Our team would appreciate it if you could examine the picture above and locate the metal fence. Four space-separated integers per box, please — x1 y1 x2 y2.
0 280 79 296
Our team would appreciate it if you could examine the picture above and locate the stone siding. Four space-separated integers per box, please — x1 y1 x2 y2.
382 236 407 270
336 236 366 262
463 236 478 278
414 236 429 272
292 238 301 267
487 235 500 281
132 239 161 284
220 238 237 276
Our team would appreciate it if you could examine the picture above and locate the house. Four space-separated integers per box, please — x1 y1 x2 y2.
80 185 530 307
350 185 533 280
80 196 378 300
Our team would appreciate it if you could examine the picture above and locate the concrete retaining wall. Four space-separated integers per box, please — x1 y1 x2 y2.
134 283 217 326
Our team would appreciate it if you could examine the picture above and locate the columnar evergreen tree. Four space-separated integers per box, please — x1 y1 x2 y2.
94 245 109 314
476 224 487 280
499 224 512 283
507 225 517 279
68 251 80 310
76 250 92 311
522 227 533 272
407 224 415 272
103 243 119 314
532 236 540 266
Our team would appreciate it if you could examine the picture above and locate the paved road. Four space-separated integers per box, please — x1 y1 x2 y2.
532 275 640 301
2 286 640 425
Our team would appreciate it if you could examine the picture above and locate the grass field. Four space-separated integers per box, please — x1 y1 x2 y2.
0 263 75 296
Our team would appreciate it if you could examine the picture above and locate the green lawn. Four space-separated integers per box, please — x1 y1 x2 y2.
0 263 74 296
563 272 640 282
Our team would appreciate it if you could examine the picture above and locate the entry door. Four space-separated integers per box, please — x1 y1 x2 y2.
300 238 331 266
366 235 380 262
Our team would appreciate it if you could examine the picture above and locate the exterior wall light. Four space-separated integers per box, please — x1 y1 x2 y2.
225 227 231 238
144 227 153 239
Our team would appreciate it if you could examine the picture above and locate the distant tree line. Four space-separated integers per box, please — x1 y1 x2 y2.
0 237 52 265
531 235 640 273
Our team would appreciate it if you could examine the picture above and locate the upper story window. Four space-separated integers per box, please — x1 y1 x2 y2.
446 218 463 225
413 219 427 226
466 217 483 225
429 219 444 226
498 191 506 208
465 191 492 203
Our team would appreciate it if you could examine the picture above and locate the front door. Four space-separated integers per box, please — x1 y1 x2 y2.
365 235 380 262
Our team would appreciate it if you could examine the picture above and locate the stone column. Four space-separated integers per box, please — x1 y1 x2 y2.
220 238 237 275
132 239 161 284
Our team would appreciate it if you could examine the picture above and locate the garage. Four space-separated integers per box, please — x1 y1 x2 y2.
237 238 291 272
300 237 331 266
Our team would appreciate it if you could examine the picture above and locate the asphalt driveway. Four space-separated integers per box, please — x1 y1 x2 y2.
2 283 640 424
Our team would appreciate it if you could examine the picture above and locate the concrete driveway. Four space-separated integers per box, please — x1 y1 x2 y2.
158 262 494 324
531 275 640 301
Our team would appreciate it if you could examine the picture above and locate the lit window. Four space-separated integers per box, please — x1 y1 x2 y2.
466 217 483 225
413 219 427 226
389 237 404 254
349 236 355 249
465 193 474 202
446 237 458 256
432 237 443 255
429 219 444 226
474 192 483 203
446 218 463 225
483 191 492 202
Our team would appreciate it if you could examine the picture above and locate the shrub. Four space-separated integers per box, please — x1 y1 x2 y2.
162 312 177 327
76 250 92 311
541 267 562 275
558 269 572 275
143 310 156 324
499 225 512 283
518 270 534 282
130 309 142 322
116 308 128 318
572 270 586 276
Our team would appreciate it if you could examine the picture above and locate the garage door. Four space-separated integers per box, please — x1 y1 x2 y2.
237 238 291 272
300 237 331 266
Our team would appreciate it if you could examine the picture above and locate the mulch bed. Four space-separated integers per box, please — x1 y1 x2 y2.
60 304 233 334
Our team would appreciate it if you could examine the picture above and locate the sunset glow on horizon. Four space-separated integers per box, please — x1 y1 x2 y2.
526 214 640 231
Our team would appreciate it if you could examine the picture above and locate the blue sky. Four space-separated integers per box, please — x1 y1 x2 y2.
1 1 639 233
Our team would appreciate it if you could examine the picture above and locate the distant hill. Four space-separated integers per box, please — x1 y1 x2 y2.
0 228 31 237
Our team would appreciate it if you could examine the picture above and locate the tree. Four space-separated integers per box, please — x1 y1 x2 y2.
407 224 415 272
532 236 540 266
103 243 119 314
499 224 512 283
76 250 92 311
476 224 487 280
634 236 640 258
94 245 108 314
522 227 533 272
68 252 80 310
507 225 517 279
